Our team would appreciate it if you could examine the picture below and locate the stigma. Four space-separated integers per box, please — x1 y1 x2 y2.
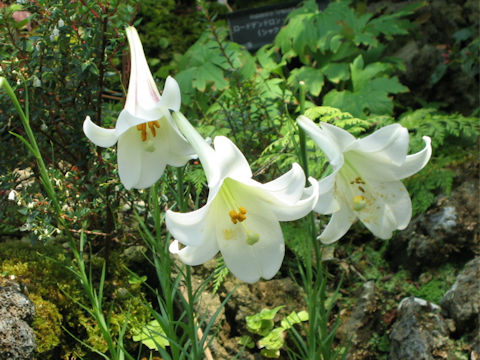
137 120 160 141
353 195 367 211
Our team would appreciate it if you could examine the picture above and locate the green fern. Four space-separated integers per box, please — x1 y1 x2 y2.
184 166 206 197
399 108 479 148
405 163 454 216
304 106 372 136
399 109 479 215
211 256 229 295
253 129 297 175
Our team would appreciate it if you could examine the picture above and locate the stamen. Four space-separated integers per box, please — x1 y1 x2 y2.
220 181 260 245
229 208 248 224
229 210 238 224
137 121 161 142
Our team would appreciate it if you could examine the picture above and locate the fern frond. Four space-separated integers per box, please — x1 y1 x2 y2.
405 163 454 216
304 106 372 136
184 167 206 196
212 256 229 294
399 108 480 148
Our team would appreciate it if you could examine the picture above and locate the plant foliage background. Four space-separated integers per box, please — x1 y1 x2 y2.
0 0 478 358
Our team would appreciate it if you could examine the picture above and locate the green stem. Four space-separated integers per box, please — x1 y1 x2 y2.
176 167 186 212
298 81 309 181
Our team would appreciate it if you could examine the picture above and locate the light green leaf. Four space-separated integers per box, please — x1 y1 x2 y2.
131 320 169 350
280 310 309 329
246 306 284 336
258 327 285 351
260 349 281 358
238 335 255 349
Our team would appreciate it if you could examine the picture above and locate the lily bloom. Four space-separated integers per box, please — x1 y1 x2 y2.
83 26 194 189
167 112 319 283
297 115 432 244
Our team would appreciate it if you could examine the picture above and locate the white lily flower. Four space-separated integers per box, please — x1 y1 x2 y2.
167 112 319 283
297 115 432 244
83 26 195 189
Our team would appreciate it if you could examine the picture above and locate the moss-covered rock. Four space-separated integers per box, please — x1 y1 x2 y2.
0 240 152 359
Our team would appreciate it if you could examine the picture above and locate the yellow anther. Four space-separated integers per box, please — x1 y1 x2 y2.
137 121 160 142
353 195 367 211
229 210 238 224
229 207 248 224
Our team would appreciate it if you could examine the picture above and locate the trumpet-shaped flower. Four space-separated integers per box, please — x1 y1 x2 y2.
297 115 432 244
83 26 194 189
167 112 319 283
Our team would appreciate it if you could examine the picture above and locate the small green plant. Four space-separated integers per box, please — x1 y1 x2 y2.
131 319 170 350
241 306 309 358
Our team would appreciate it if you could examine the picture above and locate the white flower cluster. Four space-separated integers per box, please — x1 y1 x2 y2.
83 27 432 283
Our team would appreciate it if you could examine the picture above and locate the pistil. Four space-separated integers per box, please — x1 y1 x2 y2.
220 182 260 245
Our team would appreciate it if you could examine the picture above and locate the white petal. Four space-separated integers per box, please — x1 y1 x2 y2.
261 163 305 203
355 180 412 239
169 239 218 266
124 27 161 116
132 157 166 189
130 117 193 189
297 116 344 166
158 76 181 111
217 207 284 283
214 136 252 181
394 136 432 179
166 203 214 247
83 116 118 147
115 107 167 137
271 176 319 221
157 115 196 166
117 128 142 190
320 122 356 153
312 168 340 214
349 124 408 166
318 205 356 244
347 136 431 182
229 176 318 222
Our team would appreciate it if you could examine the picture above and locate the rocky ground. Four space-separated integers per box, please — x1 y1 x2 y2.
182 159 479 359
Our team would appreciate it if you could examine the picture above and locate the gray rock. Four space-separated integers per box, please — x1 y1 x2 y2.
122 245 147 264
440 257 480 333
0 279 36 360
387 175 479 272
389 297 453 360
337 280 378 347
